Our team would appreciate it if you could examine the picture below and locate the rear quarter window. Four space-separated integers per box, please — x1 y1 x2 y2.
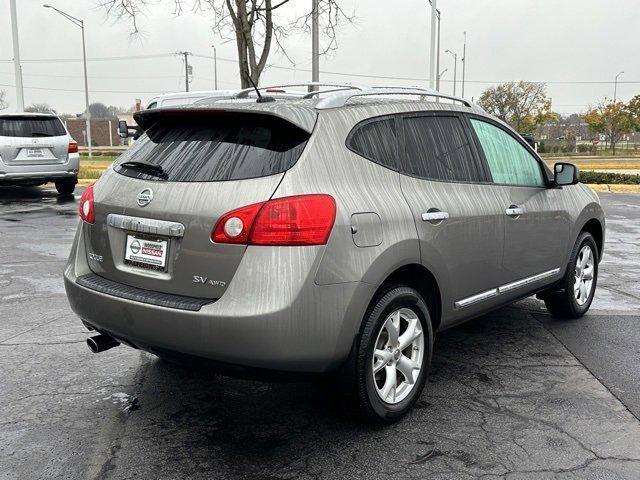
0 116 66 137
347 117 398 170
115 112 310 182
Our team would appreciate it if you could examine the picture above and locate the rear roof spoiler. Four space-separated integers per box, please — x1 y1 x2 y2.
133 104 317 134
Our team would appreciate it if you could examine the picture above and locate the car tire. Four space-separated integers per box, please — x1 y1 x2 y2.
55 177 77 196
354 286 433 424
544 231 598 319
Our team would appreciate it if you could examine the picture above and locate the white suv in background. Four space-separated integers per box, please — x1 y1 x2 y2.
0 113 79 195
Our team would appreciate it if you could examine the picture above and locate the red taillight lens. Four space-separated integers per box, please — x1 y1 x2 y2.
251 195 336 245
68 141 78 154
211 202 264 244
78 183 95 224
211 194 336 246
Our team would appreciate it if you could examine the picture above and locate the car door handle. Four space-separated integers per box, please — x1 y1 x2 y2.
422 210 449 223
505 206 524 217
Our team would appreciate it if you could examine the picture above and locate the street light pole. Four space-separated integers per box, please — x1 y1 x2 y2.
43 4 92 157
10 0 25 111
614 71 624 103
445 49 457 96
438 68 448 85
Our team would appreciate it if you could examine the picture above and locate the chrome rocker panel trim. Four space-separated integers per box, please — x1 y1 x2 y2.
454 268 561 309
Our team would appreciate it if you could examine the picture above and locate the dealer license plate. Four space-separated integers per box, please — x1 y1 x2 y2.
124 235 168 270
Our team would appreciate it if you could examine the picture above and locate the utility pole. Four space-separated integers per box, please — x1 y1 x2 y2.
614 71 624 103
429 0 438 89
10 0 25 111
445 50 457 96
80 19 92 157
310 0 319 91
211 45 218 89
181 52 191 92
461 31 467 98
435 9 441 91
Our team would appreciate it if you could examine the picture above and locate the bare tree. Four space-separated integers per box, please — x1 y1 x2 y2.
99 0 354 88
25 103 56 114
0 90 7 111
87 102 118 119
478 81 557 133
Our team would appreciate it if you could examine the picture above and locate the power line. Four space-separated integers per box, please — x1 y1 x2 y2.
0 82 165 95
2 52 639 85
0 71 183 80
0 53 174 64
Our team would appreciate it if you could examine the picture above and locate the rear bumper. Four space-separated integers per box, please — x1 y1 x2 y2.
64 225 374 373
0 153 79 184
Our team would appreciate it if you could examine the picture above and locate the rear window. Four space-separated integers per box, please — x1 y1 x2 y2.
0 116 66 138
403 115 485 183
115 112 310 182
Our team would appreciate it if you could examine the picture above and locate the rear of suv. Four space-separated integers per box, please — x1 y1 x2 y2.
64 85 605 423
0 113 79 195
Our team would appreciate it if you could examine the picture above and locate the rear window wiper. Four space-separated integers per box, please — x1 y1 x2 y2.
31 132 55 137
120 160 168 180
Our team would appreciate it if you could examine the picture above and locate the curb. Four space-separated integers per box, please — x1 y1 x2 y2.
586 184 640 193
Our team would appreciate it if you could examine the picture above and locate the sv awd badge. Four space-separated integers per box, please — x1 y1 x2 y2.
193 275 226 287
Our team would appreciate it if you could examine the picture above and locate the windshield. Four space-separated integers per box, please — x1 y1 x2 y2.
0 116 66 138
114 112 310 182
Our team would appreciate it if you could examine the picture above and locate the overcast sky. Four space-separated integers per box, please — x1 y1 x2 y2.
1 0 638 115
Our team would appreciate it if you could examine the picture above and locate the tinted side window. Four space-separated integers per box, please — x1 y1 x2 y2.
0 116 66 137
114 113 310 182
403 115 484 182
470 119 545 187
347 117 397 170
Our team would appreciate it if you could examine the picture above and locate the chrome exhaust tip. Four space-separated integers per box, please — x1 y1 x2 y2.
87 334 120 353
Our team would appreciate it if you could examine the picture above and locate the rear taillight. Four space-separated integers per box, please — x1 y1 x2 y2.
211 194 336 246
68 141 78 154
78 183 95 224
211 202 264 244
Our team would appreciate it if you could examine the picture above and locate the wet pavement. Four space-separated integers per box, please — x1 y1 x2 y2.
1 185 640 480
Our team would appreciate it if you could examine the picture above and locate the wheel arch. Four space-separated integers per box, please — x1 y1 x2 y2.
369 263 443 332
579 217 604 261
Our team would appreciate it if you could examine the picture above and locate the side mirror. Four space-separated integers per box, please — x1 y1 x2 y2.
554 162 579 186
118 120 130 138
118 120 141 139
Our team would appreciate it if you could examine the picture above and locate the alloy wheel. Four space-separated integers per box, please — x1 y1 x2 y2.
371 308 424 404
574 244 595 306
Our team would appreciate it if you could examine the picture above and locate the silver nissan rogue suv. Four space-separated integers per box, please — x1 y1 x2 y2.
64 84 605 422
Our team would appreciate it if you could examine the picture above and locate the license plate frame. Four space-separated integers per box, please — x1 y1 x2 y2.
124 233 169 271
26 148 44 158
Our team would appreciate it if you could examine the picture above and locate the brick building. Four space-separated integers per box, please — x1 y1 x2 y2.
64 119 121 147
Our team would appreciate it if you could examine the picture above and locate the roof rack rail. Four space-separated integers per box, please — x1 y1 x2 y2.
302 85 364 99
234 82 365 99
314 86 473 110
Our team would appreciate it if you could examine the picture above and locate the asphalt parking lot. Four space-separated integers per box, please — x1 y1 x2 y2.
1 186 640 480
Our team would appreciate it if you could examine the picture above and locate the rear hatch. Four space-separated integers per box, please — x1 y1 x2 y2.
0 115 69 165
85 108 311 300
